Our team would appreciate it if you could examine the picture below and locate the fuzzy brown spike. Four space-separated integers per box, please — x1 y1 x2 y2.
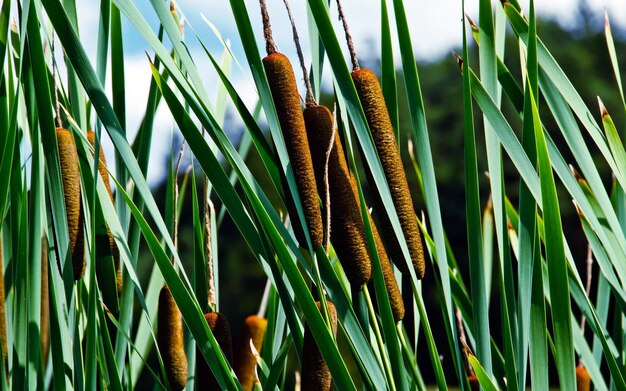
301 301 338 391
0 239 6 364
351 69 426 279
304 104 370 287
196 312 233 390
576 364 590 391
41 235 50 366
263 53 323 248
368 216 405 321
56 128 85 280
87 131 122 295
157 285 188 391
234 315 267 391
304 105 404 319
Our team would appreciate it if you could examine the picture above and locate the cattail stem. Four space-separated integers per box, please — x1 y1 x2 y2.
335 0 359 70
321 113 336 252
283 0 315 105
363 286 396 391
259 0 277 55
51 36 62 128
206 199 216 308
455 306 475 377
173 142 185 264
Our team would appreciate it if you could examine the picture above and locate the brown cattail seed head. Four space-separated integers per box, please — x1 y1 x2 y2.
304 104 403 318
351 69 425 279
234 315 267 391
304 104 371 287
56 128 85 280
196 312 233 390
157 285 188 391
87 131 122 295
301 301 338 391
41 235 50 366
263 52 323 249
0 239 6 363
576 364 590 391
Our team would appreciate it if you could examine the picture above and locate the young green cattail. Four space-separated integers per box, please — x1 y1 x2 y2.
263 52 323 249
56 128 85 280
196 312 233 390
157 285 188 391
41 235 50 366
304 104 370 287
304 105 404 319
87 131 122 295
576 364 590 391
351 69 425 279
234 315 267 391
301 301 338 391
0 239 6 363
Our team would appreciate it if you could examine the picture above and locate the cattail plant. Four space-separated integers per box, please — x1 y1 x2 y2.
258 0 323 249
283 0 403 319
56 127 85 280
335 0 425 279
301 301 338 391
157 147 187 391
576 364 590 391
197 312 233 390
197 186 233 390
157 286 188 391
87 130 122 295
234 315 267 391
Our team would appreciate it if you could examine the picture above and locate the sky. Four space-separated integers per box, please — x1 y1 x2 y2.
68 0 626 185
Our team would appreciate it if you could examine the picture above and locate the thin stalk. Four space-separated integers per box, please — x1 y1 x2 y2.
363 286 396 391
396 324 421 387
335 0 359 70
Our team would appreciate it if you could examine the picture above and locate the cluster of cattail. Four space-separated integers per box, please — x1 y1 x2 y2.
56 127 85 280
265 0 408 323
